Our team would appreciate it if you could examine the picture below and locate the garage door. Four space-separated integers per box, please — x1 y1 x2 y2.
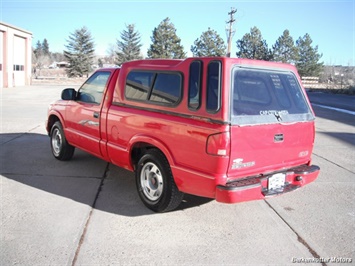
13 35 26 86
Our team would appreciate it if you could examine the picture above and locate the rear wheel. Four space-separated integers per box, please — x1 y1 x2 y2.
50 121 75 161
136 149 184 212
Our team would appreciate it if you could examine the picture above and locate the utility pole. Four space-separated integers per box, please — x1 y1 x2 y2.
226 7 237 57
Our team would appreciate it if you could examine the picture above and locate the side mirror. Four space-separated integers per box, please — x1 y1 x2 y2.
61 88 77 100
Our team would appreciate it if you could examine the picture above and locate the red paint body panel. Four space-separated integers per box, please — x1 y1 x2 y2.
105 105 230 194
46 58 320 205
227 121 315 179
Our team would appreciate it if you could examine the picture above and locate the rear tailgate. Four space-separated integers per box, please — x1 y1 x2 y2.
227 121 314 179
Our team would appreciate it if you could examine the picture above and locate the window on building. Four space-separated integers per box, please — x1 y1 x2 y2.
13 65 24 71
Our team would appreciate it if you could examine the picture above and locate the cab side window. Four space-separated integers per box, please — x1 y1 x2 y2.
125 70 182 106
151 73 181 104
78 71 111 104
125 71 154 101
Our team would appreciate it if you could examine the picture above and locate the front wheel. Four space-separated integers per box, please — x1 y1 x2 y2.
50 121 75 161
136 149 184 212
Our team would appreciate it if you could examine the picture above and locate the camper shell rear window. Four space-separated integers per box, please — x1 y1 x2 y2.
231 67 314 125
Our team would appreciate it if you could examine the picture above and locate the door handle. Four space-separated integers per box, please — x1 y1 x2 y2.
93 112 99 118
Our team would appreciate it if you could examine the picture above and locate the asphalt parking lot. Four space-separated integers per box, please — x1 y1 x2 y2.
1 85 354 265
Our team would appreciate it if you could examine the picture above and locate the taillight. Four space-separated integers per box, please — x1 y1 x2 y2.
206 132 230 156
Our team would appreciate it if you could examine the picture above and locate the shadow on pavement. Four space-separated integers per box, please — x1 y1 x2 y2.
311 104 355 126
0 133 212 217
316 131 355 147
311 105 355 147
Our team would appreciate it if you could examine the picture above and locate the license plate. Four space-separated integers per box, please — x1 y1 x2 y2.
268 173 286 191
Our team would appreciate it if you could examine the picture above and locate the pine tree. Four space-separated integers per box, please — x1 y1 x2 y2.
115 24 143 65
33 40 51 76
42 38 50 56
191 27 226 57
295 33 323 77
272 30 297 63
64 26 95 77
236 26 271 60
34 40 42 57
147 17 186 59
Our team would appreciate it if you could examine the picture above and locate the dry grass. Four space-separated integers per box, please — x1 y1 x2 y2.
32 68 90 85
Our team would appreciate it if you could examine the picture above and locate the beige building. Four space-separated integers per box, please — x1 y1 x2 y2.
0 22 32 88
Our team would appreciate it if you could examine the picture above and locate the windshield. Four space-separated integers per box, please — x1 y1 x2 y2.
231 67 314 125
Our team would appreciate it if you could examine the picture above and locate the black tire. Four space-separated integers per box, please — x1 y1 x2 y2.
50 121 75 161
136 149 184 212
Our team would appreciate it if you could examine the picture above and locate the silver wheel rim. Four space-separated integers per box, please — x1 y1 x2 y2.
51 128 62 156
140 162 163 201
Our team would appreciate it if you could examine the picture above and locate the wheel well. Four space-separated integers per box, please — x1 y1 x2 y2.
47 115 60 134
130 143 161 170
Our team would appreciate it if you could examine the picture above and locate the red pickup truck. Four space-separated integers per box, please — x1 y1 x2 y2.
46 57 320 212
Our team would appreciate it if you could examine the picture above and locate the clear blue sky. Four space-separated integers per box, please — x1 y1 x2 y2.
1 0 354 66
